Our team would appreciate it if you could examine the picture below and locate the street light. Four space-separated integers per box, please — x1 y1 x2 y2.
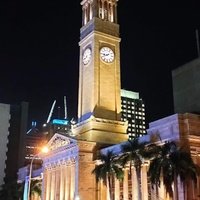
27 146 49 200
75 196 80 200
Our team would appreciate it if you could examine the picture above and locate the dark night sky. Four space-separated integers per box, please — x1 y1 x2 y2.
0 0 200 128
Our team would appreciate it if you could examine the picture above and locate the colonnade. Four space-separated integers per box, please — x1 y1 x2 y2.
97 163 189 200
98 164 149 200
42 161 76 200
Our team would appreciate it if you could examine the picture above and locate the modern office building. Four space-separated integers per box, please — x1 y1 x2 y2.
25 126 47 167
25 110 72 166
172 57 200 114
0 101 28 187
42 118 72 140
121 89 146 139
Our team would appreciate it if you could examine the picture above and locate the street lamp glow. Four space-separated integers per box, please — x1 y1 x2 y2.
75 196 80 200
27 146 48 200
41 146 49 153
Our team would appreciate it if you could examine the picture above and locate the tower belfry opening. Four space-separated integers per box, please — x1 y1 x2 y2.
81 0 117 26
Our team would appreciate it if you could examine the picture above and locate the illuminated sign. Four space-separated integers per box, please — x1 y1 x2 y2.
52 119 69 125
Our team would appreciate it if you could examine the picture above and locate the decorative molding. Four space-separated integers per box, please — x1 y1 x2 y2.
48 134 71 151
42 133 79 169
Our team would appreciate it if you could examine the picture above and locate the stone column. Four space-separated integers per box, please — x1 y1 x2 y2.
55 166 60 200
50 167 56 200
99 180 107 200
158 174 165 199
84 6 87 25
89 3 92 20
123 169 128 200
102 0 104 19
46 168 51 200
70 163 75 200
131 167 138 200
141 164 148 200
110 3 113 22
64 165 70 200
60 165 64 200
75 157 79 198
114 178 120 200
42 170 47 200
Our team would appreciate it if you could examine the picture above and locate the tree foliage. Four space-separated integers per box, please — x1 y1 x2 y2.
92 150 124 200
148 141 199 197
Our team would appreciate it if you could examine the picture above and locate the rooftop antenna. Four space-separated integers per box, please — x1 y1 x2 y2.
46 100 56 123
195 29 200 57
64 96 67 119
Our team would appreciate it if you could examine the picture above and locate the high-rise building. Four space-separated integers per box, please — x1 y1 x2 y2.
25 123 47 167
0 101 28 186
121 89 146 139
172 57 200 114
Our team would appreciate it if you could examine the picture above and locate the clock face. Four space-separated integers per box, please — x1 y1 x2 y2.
100 47 115 63
83 48 92 65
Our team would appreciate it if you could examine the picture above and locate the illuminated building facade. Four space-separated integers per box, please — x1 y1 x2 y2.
121 89 146 139
25 132 47 166
100 113 200 200
42 119 72 140
18 113 200 200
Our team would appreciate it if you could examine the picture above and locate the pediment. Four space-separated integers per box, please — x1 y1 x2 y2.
47 133 77 151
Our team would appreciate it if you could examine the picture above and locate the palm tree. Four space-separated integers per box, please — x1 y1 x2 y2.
148 141 199 199
29 179 42 199
92 150 124 200
118 138 148 200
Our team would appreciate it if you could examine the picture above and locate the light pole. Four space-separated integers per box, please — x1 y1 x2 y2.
27 155 36 200
27 146 49 200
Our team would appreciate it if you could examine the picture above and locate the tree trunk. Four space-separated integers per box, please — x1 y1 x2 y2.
108 175 114 200
173 173 178 200
136 167 142 200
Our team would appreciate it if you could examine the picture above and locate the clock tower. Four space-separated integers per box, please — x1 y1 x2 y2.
73 0 128 144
